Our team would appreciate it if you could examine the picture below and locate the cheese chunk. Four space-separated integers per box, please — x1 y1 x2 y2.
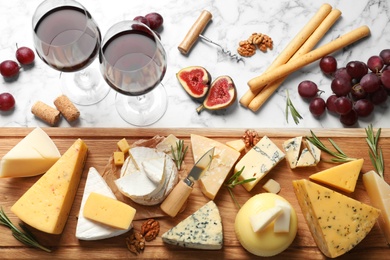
142 157 165 184
225 139 246 152
293 179 380 258
363 170 390 246
0 127 61 178
250 206 282 233
83 192 136 230
236 136 285 192
156 134 179 156
262 179 281 194
191 134 240 199
11 139 88 234
282 136 302 169
309 158 364 193
304 139 321 164
274 199 291 233
76 167 131 240
162 201 223 250
117 138 130 153
296 148 316 167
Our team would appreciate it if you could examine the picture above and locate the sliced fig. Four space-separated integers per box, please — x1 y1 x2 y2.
196 75 237 114
176 66 211 99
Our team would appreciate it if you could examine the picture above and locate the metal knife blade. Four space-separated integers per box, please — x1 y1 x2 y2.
185 146 214 185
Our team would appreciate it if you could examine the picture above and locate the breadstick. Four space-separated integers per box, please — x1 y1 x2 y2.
248 9 342 111
239 3 332 107
248 25 370 93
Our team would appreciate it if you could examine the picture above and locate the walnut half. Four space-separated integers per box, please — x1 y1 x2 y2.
140 219 160 242
126 230 145 255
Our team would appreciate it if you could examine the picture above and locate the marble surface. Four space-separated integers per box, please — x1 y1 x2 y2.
0 0 389 129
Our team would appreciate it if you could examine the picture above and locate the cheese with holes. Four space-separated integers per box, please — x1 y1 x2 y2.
162 200 223 249
0 127 61 178
191 134 240 199
235 193 297 257
11 139 88 234
116 146 178 205
282 136 302 169
236 136 285 192
83 192 136 230
363 170 390 245
309 159 364 193
293 179 380 258
76 167 131 240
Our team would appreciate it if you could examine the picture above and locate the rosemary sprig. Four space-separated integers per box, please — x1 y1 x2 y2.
171 139 188 170
306 130 357 163
285 89 303 125
225 166 255 209
0 207 51 252
365 124 384 179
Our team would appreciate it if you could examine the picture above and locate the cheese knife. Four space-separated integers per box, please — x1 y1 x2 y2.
160 147 215 217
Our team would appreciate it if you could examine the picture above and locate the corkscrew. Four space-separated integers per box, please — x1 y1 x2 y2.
178 10 243 63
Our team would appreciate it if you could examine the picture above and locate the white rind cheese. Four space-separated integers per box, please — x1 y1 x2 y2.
162 201 223 250
76 167 131 240
0 127 61 178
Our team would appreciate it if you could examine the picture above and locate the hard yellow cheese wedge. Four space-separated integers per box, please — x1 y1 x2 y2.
293 179 380 258
363 170 390 246
0 127 61 177
309 158 364 193
83 192 136 230
225 139 246 152
191 134 240 199
11 139 88 234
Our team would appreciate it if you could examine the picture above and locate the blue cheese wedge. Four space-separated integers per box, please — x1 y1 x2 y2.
236 136 285 192
162 201 223 250
76 167 131 240
296 148 316 167
304 139 321 164
282 136 302 169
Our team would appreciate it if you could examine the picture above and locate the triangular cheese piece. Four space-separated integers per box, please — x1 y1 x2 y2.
225 139 245 152
142 157 165 184
0 127 61 177
293 179 380 258
76 167 131 240
296 148 316 167
309 159 364 193
304 139 321 164
282 136 302 169
11 139 88 234
162 201 223 249
191 134 240 199
363 170 390 245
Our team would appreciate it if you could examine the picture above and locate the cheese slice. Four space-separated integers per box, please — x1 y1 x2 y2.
296 148 316 167
162 201 223 250
236 136 285 192
362 170 390 246
282 136 302 169
250 206 282 233
0 127 61 177
76 167 131 240
11 139 88 234
225 139 246 152
273 199 291 233
83 192 136 230
191 134 240 199
293 179 380 258
309 158 364 193
304 139 321 164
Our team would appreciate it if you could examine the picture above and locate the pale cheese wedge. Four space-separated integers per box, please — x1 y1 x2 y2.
282 136 302 169
274 199 291 233
0 127 61 178
250 206 283 233
11 138 88 234
296 148 316 167
225 139 246 152
142 157 165 184
76 167 132 240
191 134 240 200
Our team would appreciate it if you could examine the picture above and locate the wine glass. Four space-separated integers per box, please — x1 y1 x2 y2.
32 0 110 106
99 20 168 126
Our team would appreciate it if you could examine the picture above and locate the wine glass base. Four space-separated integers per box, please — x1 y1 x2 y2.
60 65 110 106
115 83 168 126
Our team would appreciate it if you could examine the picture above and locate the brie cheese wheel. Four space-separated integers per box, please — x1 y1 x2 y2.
76 167 131 240
116 147 178 205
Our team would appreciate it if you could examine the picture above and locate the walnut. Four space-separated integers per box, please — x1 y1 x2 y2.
126 230 145 255
257 34 273 52
140 219 160 242
248 33 264 45
242 129 261 148
237 40 256 57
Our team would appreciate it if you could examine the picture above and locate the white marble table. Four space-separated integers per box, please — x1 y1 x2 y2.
0 0 389 128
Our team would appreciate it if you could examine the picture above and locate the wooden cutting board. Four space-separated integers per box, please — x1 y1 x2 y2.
0 127 389 259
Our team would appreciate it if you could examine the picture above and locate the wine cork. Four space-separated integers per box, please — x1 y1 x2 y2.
178 10 212 54
31 101 60 126
54 95 80 122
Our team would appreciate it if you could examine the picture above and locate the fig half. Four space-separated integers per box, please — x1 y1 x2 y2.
196 75 237 114
176 66 211 99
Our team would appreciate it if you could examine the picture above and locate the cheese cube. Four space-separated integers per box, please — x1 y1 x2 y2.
236 136 285 192
11 138 88 234
83 192 136 230
263 179 281 194
117 138 130 153
113 151 125 166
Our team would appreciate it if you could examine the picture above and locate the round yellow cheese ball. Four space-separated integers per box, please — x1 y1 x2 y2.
234 193 298 257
